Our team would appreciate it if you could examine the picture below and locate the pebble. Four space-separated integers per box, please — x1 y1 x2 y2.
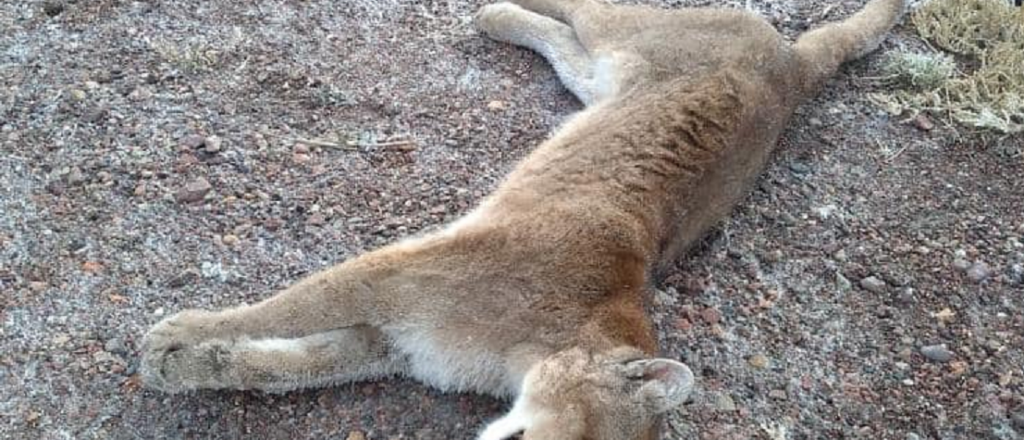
28 281 48 292
176 177 212 203
920 344 954 363
788 162 811 175
748 354 769 370
952 258 971 272
346 431 366 440
768 389 787 400
859 276 887 293
836 272 852 291
966 261 992 283
52 334 71 346
204 135 222 153
700 307 721 325
181 134 206 150
913 114 935 131
307 213 326 226
906 433 922 440
808 117 823 126
714 393 737 411
1010 263 1023 285
221 234 240 246
104 338 126 355
1011 412 1024 430
43 1 64 17
897 287 915 303
486 100 506 111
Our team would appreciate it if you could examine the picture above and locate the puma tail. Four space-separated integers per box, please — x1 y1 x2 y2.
793 0 907 91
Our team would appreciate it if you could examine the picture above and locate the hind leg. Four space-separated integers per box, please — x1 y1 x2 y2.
141 324 406 393
475 2 603 104
506 0 598 22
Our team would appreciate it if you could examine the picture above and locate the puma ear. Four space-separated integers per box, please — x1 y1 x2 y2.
629 358 695 413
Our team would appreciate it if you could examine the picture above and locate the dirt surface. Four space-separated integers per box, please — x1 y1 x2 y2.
2 0 1022 439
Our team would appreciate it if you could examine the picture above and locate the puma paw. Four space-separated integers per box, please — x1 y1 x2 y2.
474 3 529 38
139 310 238 392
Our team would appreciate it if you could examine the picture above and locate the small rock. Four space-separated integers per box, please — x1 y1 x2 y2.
808 117 823 126
859 276 887 293
180 134 206 150
675 318 693 331
104 338 126 355
836 272 853 291
897 287 915 303
920 344 954 363
52 334 71 346
748 354 769 370
906 433 922 440
1011 412 1024 430
307 213 326 226
82 261 103 274
913 114 934 131
768 389 787 400
221 234 239 246
486 100 506 111
43 1 64 17
346 431 366 440
788 162 811 175
952 258 971 272
653 288 677 307
1009 263 1023 285
28 281 48 292
700 307 721 325
176 177 212 203
966 261 992 283
293 143 310 154
714 393 737 411
204 136 222 153
67 167 86 186
293 153 311 164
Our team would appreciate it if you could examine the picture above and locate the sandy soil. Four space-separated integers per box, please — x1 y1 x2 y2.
1 0 1022 439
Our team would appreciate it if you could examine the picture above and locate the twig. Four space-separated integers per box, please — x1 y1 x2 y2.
818 4 837 20
370 139 417 151
855 73 899 81
884 144 909 163
292 137 356 150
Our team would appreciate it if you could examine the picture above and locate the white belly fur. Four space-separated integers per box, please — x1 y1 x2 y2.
386 325 516 398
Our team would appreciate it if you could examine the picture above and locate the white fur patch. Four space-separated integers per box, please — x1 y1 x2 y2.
592 55 618 100
478 400 531 440
386 325 515 397
241 337 307 353
478 365 544 440
443 205 488 235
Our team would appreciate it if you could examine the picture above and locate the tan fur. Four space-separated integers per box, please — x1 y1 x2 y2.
140 0 906 438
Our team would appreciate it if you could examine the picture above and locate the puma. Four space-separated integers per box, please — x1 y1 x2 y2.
140 0 907 438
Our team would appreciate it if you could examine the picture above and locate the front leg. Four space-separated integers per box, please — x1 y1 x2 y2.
475 2 601 105
140 259 391 392
141 325 406 393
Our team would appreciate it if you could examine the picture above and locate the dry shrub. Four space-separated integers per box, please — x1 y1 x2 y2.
869 0 1024 133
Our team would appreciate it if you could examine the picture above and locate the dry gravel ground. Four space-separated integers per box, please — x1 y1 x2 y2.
2 0 1023 439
